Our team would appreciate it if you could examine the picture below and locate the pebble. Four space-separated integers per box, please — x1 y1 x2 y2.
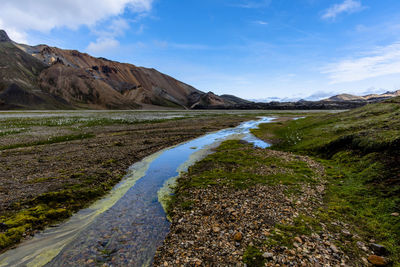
370 243 389 256
367 255 389 266
263 252 274 259
233 232 243 242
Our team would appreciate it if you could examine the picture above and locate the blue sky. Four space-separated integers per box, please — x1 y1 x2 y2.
2 0 400 100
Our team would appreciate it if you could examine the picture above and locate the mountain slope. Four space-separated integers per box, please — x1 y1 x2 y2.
323 90 400 102
1 30 246 110
0 30 72 109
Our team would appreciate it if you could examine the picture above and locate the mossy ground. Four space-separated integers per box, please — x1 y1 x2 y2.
0 170 123 250
175 140 318 190
252 97 400 265
162 98 399 265
167 139 320 215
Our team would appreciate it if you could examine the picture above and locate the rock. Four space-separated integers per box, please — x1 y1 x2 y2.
0 223 8 231
294 236 303 244
341 229 352 237
212 226 221 233
370 243 389 256
330 244 339 253
391 212 399 217
233 232 243 241
356 241 365 248
163 261 169 266
367 255 389 266
86 259 94 264
262 252 273 259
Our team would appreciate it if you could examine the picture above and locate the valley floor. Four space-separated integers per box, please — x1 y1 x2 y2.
0 111 276 252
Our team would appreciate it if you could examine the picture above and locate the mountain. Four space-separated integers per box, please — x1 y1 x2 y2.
323 90 400 102
0 30 246 110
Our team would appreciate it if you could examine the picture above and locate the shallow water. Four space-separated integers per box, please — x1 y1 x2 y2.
0 117 273 267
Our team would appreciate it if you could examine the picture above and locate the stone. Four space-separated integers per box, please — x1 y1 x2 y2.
341 229 352 237
367 255 388 266
330 244 339 253
391 212 399 217
212 226 221 233
370 243 389 256
356 241 365 248
0 223 8 231
262 252 273 259
294 236 303 244
233 232 243 241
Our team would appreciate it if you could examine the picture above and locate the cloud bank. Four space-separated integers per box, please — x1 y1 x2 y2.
323 42 400 83
0 0 153 43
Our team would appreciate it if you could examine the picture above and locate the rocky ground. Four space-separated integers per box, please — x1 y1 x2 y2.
0 114 257 251
154 145 389 266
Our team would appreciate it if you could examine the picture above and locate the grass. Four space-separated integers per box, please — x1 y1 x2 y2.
175 140 318 190
166 139 320 219
252 97 400 264
0 129 26 137
0 133 95 150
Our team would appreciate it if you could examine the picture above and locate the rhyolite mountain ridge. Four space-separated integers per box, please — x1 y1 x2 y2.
1 29 399 110
0 30 250 110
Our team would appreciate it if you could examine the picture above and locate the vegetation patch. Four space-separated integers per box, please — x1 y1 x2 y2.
243 246 265 267
0 170 123 250
174 140 318 191
252 97 400 264
0 133 95 150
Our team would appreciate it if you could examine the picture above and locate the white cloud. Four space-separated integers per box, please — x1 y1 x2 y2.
253 20 268 25
323 42 400 84
231 0 272 9
0 0 153 43
321 0 364 20
87 38 120 54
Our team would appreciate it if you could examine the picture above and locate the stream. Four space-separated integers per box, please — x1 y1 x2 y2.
0 117 273 267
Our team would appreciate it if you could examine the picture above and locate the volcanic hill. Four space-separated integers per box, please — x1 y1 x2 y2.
0 30 245 110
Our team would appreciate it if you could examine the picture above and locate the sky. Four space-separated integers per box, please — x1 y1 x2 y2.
1 0 400 101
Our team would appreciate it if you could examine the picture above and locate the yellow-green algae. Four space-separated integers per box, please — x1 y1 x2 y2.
0 149 164 267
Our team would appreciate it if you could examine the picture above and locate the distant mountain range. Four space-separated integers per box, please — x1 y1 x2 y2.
0 30 249 110
251 90 400 103
322 91 400 102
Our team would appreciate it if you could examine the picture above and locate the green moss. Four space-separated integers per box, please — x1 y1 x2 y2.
178 140 317 191
252 99 400 264
25 176 61 184
265 215 321 249
0 170 123 250
243 246 265 267
0 133 95 151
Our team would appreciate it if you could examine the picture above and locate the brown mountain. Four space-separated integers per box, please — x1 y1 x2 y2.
323 90 400 102
0 30 247 110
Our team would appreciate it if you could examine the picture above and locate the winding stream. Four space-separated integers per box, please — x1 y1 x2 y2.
0 117 273 267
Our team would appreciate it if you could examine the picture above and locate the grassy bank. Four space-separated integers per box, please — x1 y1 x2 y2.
158 98 399 266
252 97 400 264
157 138 329 266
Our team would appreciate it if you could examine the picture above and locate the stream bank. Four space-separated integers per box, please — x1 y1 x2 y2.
0 117 273 266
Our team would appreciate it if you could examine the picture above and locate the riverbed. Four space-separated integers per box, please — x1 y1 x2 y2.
0 117 273 267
